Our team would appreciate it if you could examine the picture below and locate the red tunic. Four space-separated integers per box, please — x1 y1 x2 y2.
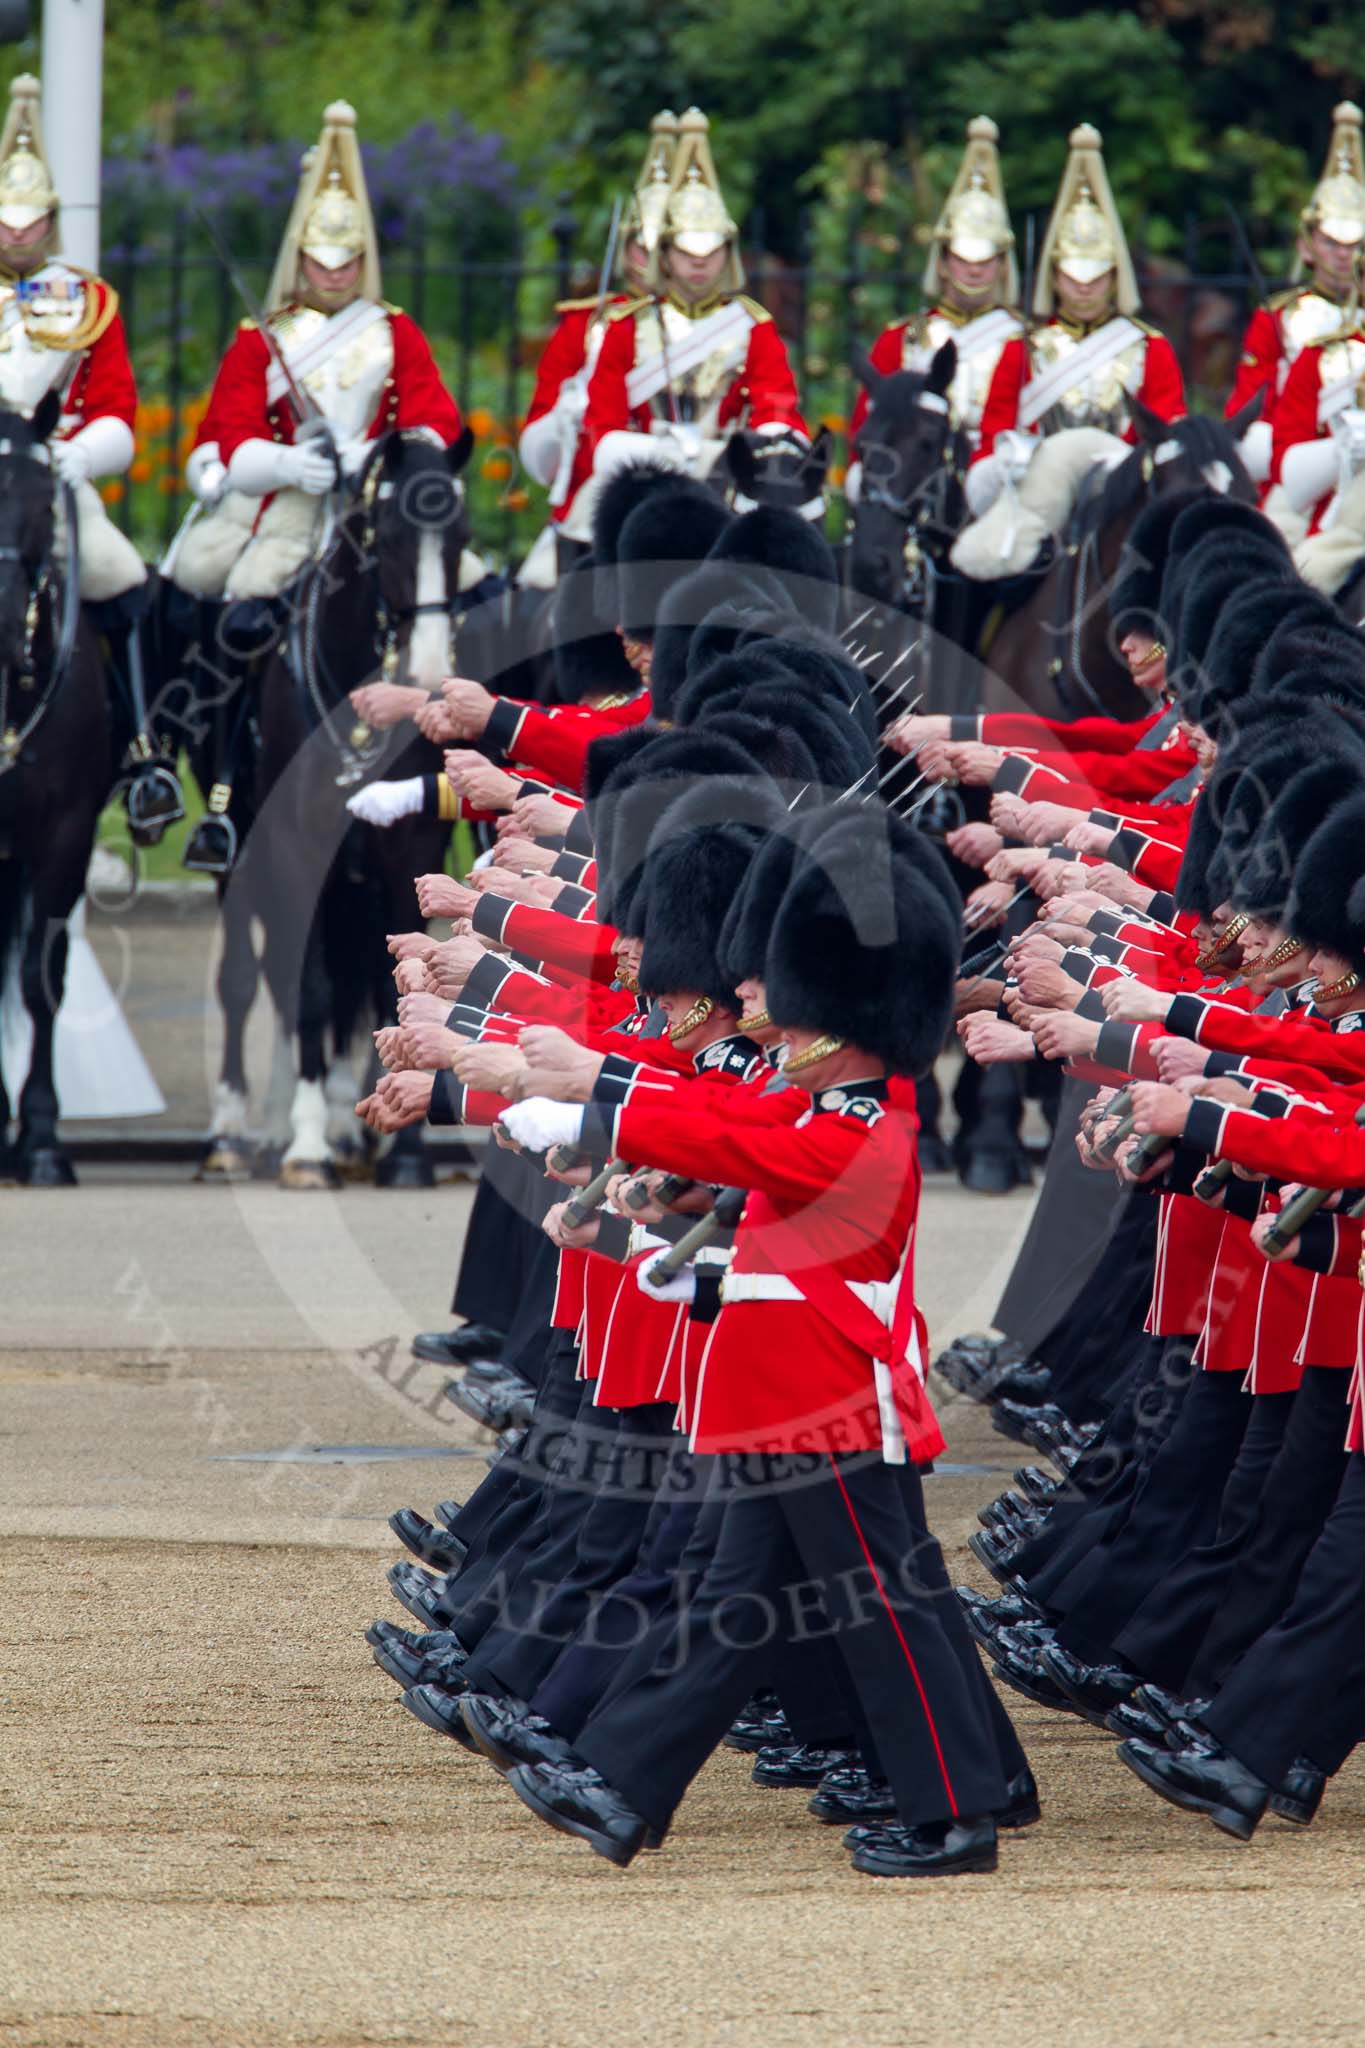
572 296 807 497
61 282 137 435
209 306 462 461
975 325 1185 462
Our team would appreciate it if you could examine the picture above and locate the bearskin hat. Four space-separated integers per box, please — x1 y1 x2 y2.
1108 485 1207 641
1185 586 1327 734
614 483 735 639
690 708 821 787
1167 496 1292 564
1176 724 1317 916
1287 795 1365 968
1233 750 1363 921
705 505 840 628
1167 549 1296 712
591 461 694 567
764 806 961 1074
634 776 787 1005
590 728 765 926
548 551 639 705
649 564 798 718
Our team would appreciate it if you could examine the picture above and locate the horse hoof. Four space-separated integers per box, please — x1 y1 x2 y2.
959 1149 1031 1196
19 1146 77 1188
196 1143 254 1184
375 1149 436 1190
331 1146 375 1185
278 1157 339 1191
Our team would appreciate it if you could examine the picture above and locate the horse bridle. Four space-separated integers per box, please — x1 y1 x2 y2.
289 438 460 787
0 449 80 777
857 397 968 605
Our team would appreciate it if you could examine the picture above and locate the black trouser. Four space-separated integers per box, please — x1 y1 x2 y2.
1020 1336 1194 1606
575 1451 1012 1836
451 1148 554 1337
1113 1387 1296 1690
1039 1201 1162 1424
445 1327 581 1550
443 1338 591 1630
1186 1366 1351 1695
465 1399 683 1701
1052 1365 1250 1663
1203 1452 1365 1788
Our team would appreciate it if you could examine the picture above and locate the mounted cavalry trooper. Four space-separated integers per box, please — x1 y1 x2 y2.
1226 102 1365 498
1263 109 1365 586
951 122 1184 579
0 74 184 843
167 100 464 871
847 116 1022 501
516 111 678 584
564 107 809 537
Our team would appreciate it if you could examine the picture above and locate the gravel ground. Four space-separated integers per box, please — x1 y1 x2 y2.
2 1175 1363 2047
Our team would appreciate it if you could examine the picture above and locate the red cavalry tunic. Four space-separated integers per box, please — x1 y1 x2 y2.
975 320 1185 462
209 305 462 461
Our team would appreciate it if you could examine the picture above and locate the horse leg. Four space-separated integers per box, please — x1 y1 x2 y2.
277 907 337 1192
15 850 86 1186
198 873 259 1182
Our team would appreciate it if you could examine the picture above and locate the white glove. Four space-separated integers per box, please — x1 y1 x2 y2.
518 408 565 489
636 1246 698 1303
228 436 335 497
843 459 863 508
186 440 228 506
336 434 372 481
52 416 133 486
51 436 92 486
1281 435 1341 513
499 1096 585 1154
995 429 1037 486
280 441 339 495
1238 418 1272 485
345 776 424 828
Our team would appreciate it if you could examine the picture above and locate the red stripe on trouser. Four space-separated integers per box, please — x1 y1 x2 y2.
827 1454 959 1818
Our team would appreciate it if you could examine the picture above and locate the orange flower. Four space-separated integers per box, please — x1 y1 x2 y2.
467 407 495 438
99 480 125 505
502 487 529 512
821 414 847 435
481 452 513 482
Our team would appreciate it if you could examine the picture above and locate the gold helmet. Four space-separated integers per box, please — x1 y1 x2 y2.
0 74 58 239
1035 122 1138 317
1302 101 1365 250
265 100 381 312
647 107 743 295
623 111 679 257
924 115 1017 304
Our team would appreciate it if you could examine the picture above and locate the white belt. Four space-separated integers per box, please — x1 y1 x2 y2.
720 1271 899 1325
627 1223 669 1259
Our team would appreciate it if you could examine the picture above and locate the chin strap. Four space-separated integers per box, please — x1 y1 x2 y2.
783 1032 847 1075
668 994 714 1044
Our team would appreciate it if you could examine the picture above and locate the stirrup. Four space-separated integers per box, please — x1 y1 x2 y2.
125 761 186 847
182 811 238 876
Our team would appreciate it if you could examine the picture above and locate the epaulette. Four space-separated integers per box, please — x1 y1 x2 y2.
1128 316 1163 339
380 299 403 316
555 294 607 313
836 1095 885 1127
736 295 773 323
607 296 652 323
695 1038 762 1081
1267 285 1305 313
238 317 257 331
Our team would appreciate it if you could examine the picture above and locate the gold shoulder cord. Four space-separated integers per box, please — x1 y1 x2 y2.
783 1032 846 1075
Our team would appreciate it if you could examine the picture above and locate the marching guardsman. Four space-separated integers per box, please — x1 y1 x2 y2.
1225 102 1365 485
180 101 463 607
563 107 808 535
969 123 1185 514
0 75 183 842
517 111 678 580
848 115 1021 493
1267 108 1365 537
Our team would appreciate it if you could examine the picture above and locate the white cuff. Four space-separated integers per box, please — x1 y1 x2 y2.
1281 437 1338 513
843 460 862 508
61 414 134 479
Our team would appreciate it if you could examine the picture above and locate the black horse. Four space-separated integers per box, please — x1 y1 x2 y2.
239 426 474 1188
0 395 117 1184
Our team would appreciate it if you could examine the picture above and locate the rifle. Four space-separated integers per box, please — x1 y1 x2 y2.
643 1186 747 1288
1261 1102 1365 1254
